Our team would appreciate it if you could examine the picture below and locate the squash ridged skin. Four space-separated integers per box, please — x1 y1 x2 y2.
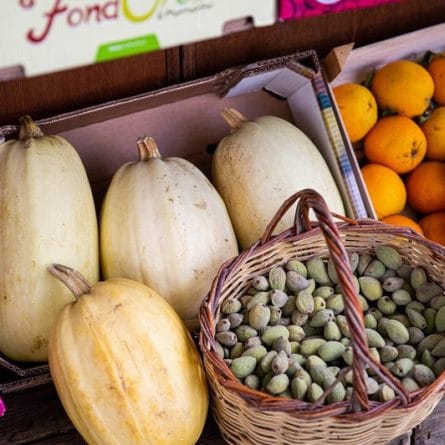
48 277 209 445
212 114 346 249
0 131 99 362
100 144 238 328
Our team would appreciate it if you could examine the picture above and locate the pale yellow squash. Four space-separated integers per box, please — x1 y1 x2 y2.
100 137 238 329
212 108 345 249
48 264 208 445
0 117 99 362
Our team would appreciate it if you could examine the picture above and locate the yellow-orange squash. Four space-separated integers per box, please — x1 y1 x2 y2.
48 264 208 445
100 137 238 329
0 117 99 362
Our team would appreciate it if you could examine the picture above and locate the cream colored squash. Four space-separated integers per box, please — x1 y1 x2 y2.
100 137 238 329
47 264 208 445
212 108 346 249
0 116 99 362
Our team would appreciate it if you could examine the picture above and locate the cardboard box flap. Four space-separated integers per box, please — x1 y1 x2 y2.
222 66 315 99
265 68 312 99
224 70 283 98
323 43 355 83
288 81 328 154
216 50 319 97
330 23 445 86
0 373 52 395
0 354 48 378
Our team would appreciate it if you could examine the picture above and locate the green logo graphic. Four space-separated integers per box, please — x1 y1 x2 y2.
96 34 160 62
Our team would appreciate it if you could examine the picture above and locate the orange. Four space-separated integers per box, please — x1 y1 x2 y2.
406 161 445 214
361 163 407 219
427 55 445 106
381 214 424 235
371 59 434 117
419 211 445 246
421 106 445 161
364 115 426 174
332 83 378 143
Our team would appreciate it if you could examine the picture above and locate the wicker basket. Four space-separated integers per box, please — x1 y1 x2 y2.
199 189 445 445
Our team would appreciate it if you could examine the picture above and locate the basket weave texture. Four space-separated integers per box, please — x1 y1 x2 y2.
199 189 445 445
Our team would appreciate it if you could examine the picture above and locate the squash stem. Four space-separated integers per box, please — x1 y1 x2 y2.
18 115 44 140
221 108 248 132
136 137 162 161
47 264 91 299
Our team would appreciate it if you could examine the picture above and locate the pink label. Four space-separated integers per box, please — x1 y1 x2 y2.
280 0 405 19
0 396 5 417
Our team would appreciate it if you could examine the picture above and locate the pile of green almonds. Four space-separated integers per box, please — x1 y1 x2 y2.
214 245 445 404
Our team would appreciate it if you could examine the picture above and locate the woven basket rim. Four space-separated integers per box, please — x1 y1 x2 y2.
199 191 445 422
202 348 445 420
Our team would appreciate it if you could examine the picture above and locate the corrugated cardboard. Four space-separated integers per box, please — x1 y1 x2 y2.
328 23 445 86
0 50 374 391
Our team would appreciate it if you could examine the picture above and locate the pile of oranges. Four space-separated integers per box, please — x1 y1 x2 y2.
333 53 445 247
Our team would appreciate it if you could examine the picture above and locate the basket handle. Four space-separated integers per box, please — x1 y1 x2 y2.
260 190 356 245
260 189 410 411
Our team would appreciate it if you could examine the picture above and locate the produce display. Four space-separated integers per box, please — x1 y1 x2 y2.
0 116 99 362
1 35 444 444
100 136 238 330
212 108 345 249
214 245 445 403
333 52 445 246
47 264 208 445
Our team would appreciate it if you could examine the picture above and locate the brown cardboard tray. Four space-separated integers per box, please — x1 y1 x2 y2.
0 49 374 393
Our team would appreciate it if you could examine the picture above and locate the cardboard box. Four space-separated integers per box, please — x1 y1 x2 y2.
325 23 445 218
279 0 405 21
328 23 445 87
0 50 374 391
0 0 276 80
